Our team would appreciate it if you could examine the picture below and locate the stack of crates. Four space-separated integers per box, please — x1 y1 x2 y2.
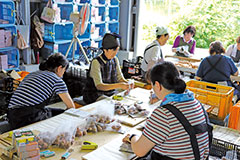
0 0 19 70
186 80 234 120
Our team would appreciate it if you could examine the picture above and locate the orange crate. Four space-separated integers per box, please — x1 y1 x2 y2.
228 102 240 131
186 80 234 120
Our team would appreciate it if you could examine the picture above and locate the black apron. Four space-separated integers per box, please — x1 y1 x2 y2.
7 97 53 130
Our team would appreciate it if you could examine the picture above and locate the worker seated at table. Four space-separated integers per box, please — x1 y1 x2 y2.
195 41 240 99
83 33 131 104
172 25 196 57
7 53 75 130
225 36 240 63
141 26 169 82
122 61 211 159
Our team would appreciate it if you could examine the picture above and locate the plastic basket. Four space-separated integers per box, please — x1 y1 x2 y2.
228 102 240 131
109 6 119 21
186 80 234 120
210 138 240 159
91 38 102 48
109 0 119 5
107 22 119 33
95 23 106 37
0 0 15 25
57 2 74 21
43 22 73 42
91 6 106 22
0 24 17 47
0 47 19 70
43 40 73 59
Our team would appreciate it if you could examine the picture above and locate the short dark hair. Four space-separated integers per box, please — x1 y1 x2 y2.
209 41 225 55
150 61 186 94
102 33 121 50
236 36 240 43
39 53 69 72
183 26 196 37
157 33 169 39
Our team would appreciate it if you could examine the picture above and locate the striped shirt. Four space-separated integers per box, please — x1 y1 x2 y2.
143 99 209 159
9 71 68 107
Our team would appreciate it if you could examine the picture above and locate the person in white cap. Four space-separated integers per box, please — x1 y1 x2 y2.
141 26 169 81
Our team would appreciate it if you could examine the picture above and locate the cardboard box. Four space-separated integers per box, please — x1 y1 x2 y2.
0 30 5 48
0 54 8 70
4 30 12 47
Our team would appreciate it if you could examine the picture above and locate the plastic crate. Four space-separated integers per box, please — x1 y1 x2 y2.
43 22 73 42
81 0 105 5
0 0 15 25
186 80 234 120
109 0 119 5
95 23 106 37
108 6 119 21
228 102 240 131
78 22 91 39
57 2 74 21
0 47 19 70
91 38 102 48
0 24 17 47
107 22 119 33
43 40 73 59
91 6 106 22
210 138 240 159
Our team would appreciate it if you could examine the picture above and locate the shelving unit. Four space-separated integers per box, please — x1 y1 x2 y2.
41 0 120 61
0 0 19 70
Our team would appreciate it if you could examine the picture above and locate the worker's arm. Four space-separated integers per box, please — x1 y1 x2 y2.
195 76 201 81
233 70 239 76
59 92 75 109
123 134 155 157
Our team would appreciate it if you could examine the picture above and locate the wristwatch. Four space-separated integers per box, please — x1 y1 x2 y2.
129 134 137 142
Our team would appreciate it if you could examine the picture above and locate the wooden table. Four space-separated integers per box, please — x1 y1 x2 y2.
0 88 159 160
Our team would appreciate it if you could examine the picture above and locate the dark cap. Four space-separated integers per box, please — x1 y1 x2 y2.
102 33 121 49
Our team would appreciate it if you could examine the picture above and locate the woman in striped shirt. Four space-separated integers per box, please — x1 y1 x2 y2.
123 61 210 160
8 53 75 130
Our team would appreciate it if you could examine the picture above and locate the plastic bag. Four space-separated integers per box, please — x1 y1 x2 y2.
17 30 27 50
36 117 87 149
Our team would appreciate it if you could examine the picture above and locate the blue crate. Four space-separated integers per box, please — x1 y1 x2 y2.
91 38 102 48
109 0 119 5
0 0 15 24
0 47 19 70
0 24 17 47
109 6 119 21
57 3 74 20
95 23 105 37
80 0 105 5
75 39 91 61
91 6 105 22
78 22 91 39
43 22 73 42
43 40 73 59
78 4 91 21
108 22 119 34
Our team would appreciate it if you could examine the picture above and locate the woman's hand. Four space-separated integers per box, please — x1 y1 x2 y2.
122 134 131 143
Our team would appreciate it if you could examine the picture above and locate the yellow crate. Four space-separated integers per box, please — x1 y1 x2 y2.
186 80 234 120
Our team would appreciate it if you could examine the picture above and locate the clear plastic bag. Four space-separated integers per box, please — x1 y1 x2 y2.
37 118 87 149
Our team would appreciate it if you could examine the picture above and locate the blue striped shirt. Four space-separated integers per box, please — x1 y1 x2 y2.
9 71 68 107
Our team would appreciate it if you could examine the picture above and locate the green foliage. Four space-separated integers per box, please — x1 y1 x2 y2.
142 0 240 48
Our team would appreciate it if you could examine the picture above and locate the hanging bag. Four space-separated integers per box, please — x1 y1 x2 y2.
41 0 56 23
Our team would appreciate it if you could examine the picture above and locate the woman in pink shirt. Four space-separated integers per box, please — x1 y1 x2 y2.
172 25 196 57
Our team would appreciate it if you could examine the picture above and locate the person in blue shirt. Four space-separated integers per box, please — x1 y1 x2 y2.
196 41 239 97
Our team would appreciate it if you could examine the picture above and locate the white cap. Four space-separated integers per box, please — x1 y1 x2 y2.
156 26 168 36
